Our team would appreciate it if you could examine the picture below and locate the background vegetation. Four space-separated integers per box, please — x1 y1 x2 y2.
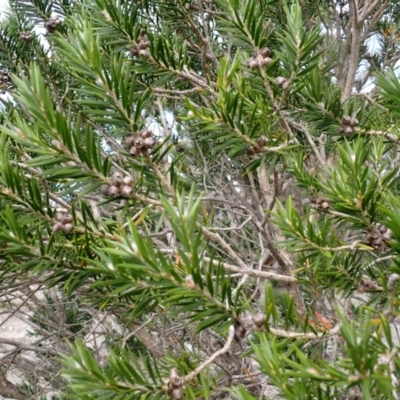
0 0 400 399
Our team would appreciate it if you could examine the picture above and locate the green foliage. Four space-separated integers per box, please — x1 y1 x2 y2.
0 0 400 399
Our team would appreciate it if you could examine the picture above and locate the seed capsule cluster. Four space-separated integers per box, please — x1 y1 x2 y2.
247 47 273 69
52 209 74 234
311 197 330 210
365 223 393 251
45 17 61 34
130 29 150 57
247 136 268 155
20 31 33 42
101 172 134 198
234 313 266 339
0 70 10 93
162 368 183 400
126 129 156 156
337 115 358 135
1 69 10 84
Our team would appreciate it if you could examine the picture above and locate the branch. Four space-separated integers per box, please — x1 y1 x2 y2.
184 324 235 382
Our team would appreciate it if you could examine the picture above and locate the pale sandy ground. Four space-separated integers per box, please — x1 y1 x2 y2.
0 314 33 400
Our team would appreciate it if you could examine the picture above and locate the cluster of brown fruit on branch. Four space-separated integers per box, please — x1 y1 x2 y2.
1 69 10 84
162 368 184 400
365 223 393 251
247 47 273 69
130 29 150 57
19 31 33 42
0 70 10 94
45 17 61 34
311 197 330 210
337 115 358 135
101 172 134 198
234 312 266 339
247 136 268 155
52 209 74 234
126 129 156 156
357 275 381 292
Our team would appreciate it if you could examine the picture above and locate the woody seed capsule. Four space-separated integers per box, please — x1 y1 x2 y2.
108 185 120 197
120 186 133 198
144 137 156 148
170 387 183 400
123 176 133 186
247 146 257 155
134 137 145 149
111 172 123 187
100 185 110 196
64 214 73 223
260 47 271 57
125 136 135 146
130 146 140 156
140 129 152 138
276 76 288 87
260 57 273 66
52 223 63 233
257 136 267 147
252 313 266 327
62 223 74 234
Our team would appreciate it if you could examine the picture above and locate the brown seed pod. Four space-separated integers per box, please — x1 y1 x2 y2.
139 38 150 49
321 201 330 209
134 137 145 149
62 223 74 234
45 18 61 34
130 46 139 57
342 125 353 135
125 136 136 146
123 176 134 186
337 126 346 134
257 136 268 147
260 57 273 67
169 369 183 388
64 214 73 224
276 76 288 87
370 229 380 239
143 137 156 149
170 387 183 400
247 57 258 69
52 223 63 233
111 172 123 187
341 116 351 126
260 47 271 57
140 129 152 138
349 117 358 127
382 230 393 241
129 146 140 156
247 146 257 155
377 223 387 233
138 49 150 57
20 32 32 42
55 212 66 223
120 185 133 198
108 185 120 197
234 323 246 339
252 313 266 327
100 185 110 196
